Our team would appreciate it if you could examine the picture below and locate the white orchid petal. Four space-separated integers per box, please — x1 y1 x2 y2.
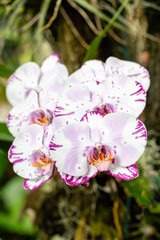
49 121 93 176
55 82 92 118
7 91 39 137
105 56 150 91
69 60 105 84
106 163 139 180
41 53 60 73
6 62 40 105
58 164 97 186
24 164 55 190
100 75 147 117
101 112 147 167
39 57 68 97
8 125 44 164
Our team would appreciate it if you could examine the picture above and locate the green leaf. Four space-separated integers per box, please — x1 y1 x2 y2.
0 64 14 78
0 122 14 142
123 172 152 207
0 149 8 181
84 0 130 61
0 176 37 235
1 176 27 211
150 203 160 214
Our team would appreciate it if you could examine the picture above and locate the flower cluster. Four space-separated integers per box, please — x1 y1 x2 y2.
7 54 150 190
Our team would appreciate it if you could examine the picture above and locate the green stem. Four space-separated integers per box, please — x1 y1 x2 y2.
36 0 51 33
84 0 130 61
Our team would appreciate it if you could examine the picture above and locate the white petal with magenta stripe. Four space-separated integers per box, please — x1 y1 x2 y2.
105 57 150 91
101 75 146 117
8 125 44 164
106 163 139 180
49 122 93 176
58 164 98 186
100 112 147 167
24 163 55 190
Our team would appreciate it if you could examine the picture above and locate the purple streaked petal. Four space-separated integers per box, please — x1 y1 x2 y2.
105 57 150 91
58 164 98 186
7 91 39 137
106 163 139 180
81 111 104 143
24 163 55 190
43 124 54 148
100 75 147 117
49 121 93 176
6 62 40 106
8 125 44 164
55 82 93 118
100 112 147 167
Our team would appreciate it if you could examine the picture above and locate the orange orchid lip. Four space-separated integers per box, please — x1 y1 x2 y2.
29 109 52 127
94 103 115 115
88 144 114 170
31 150 53 175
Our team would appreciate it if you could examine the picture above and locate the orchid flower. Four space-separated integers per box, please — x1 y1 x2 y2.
49 111 147 186
6 54 68 137
54 69 147 123
6 53 68 106
8 124 55 190
7 90 54 137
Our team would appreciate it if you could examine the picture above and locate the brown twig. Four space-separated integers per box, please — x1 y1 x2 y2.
67 0 100 35
108 28 126 45
41 0 62 31
19 13 40 32
60 6 89 49
113 196 123 240
90 0 103 31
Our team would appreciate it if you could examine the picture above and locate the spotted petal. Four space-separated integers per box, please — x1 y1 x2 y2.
8 125 44 177
105 57 150 91
24 164 55 190
106 163 139 180
96 112 147 167
69 60 106 84
92 75 146 117
55 82 93 119
6 62 40 106
7 90 39 137
49 121 94 176
58 164 98 186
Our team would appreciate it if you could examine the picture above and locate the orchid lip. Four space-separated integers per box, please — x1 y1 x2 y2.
88 144 114 171
31 150 52 176
28 109 53 127
94 103 116 115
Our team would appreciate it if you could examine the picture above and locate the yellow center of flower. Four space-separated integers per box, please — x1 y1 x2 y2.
33 116 50 126
88 145 114 170
31 150 52 174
